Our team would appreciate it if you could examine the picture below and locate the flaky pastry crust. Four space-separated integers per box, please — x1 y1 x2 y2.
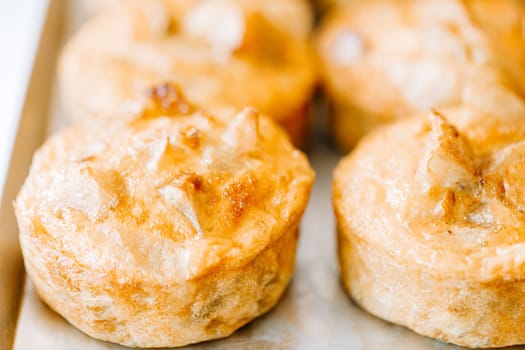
59 0 316 147
317 0 525 150
15 90 314 348
334 91 525 347
310 0 360 13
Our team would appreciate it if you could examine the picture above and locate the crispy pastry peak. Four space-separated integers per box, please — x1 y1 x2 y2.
318 0 525 121
334 103 525 281
16 93 314 283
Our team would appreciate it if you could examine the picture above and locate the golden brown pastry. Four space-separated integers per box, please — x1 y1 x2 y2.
15 86 315 348
334 84 525 347
59 0 316 147
317 0 525 150
311 0 360 13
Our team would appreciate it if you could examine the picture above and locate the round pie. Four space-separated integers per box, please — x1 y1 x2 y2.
15 86 315 348
334 85 525 347
317 0 525 150
59 0 316 146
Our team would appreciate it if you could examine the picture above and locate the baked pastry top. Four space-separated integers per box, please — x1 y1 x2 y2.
17 88 314 284
15 86 314 347
318 0 525 148
59 0 316 129
333 80 525 346
311 0 359 12
335 105 525 280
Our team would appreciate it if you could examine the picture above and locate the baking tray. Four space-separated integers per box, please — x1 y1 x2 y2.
2 0 502 349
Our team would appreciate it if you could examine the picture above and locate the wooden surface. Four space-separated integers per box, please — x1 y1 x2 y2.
0 237 24 350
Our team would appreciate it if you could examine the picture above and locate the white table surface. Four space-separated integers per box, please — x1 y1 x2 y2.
0 0 49 200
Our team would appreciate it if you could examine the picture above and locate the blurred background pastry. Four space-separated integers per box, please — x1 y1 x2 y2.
317 0 525 150
15 86 315 348
333 82 525 347
310 0 361 14
59 0 316 147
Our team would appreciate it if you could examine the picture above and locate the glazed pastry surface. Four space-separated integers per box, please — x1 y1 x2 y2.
317 0 525 149
59 0 316 145
334 90 525 346
16 88 314 347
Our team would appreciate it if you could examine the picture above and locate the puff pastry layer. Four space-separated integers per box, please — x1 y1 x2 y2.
334 91 525 347
317 0 525 150
59 0 316 146
16 89 314 347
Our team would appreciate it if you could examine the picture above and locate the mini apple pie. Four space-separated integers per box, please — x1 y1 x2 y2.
317 0 525 150
59 0 316 146
334 91 525 347
15 86 314 348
